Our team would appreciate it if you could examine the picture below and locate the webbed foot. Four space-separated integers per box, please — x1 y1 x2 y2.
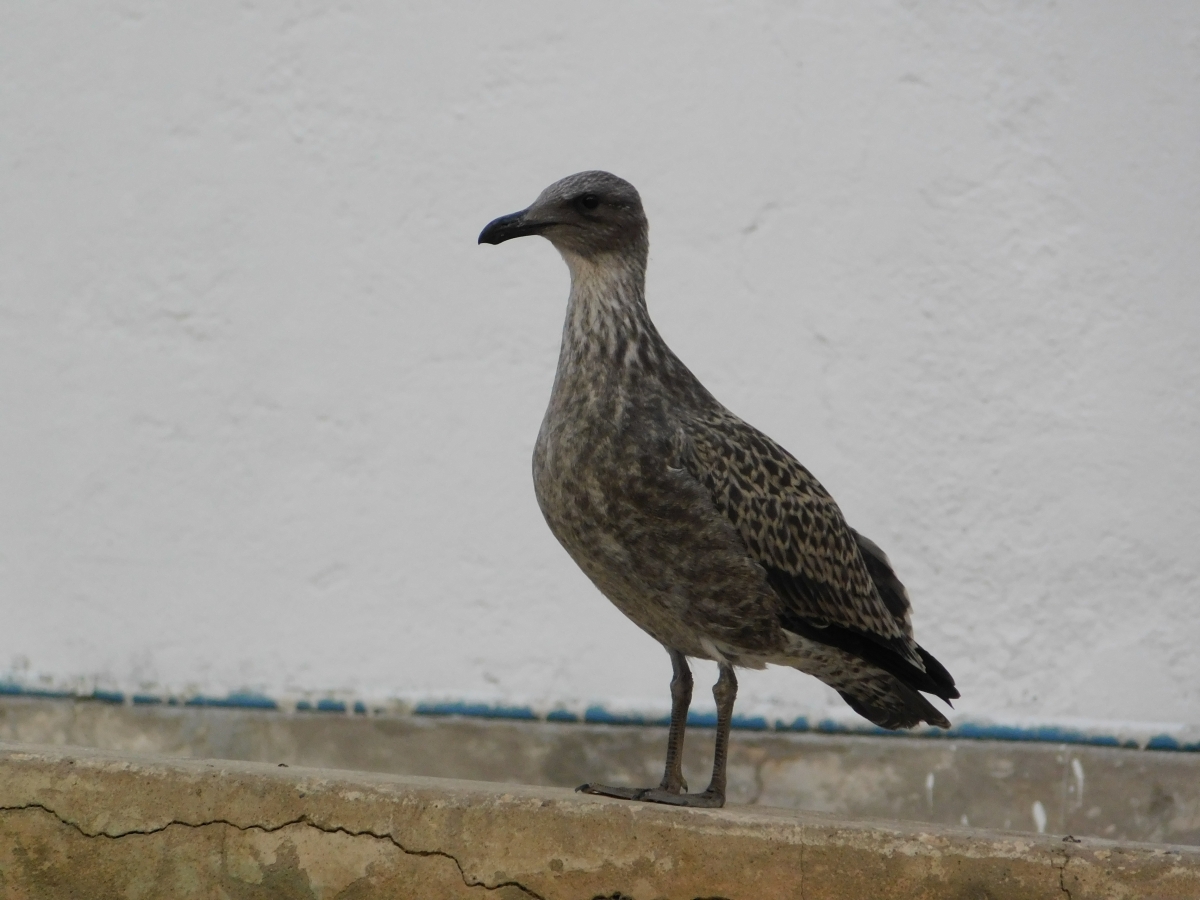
575 783 649 801
576 783 725 808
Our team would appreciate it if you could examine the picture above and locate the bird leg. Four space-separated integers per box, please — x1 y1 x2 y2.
578 655 736 809
705 663 738 801
634 663 736 807
577 648 692 801
658 648 693 793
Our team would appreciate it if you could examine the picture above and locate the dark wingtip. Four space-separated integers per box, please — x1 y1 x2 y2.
926 710 952 730
916 645 960 702
838 685 951 731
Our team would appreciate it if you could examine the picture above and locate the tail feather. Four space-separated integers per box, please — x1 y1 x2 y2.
848 527 960 706
837 680 951 730
777 632 953 730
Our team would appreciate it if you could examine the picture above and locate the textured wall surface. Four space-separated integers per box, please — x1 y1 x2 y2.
2 3 1198 736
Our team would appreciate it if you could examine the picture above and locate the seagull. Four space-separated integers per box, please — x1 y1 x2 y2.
479 171 958 809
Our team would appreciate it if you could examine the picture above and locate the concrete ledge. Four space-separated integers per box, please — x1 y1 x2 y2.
3 743 1200 899
4 696 1199 846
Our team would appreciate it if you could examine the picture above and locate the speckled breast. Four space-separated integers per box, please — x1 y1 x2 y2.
531 395 706 651
531 388 784 662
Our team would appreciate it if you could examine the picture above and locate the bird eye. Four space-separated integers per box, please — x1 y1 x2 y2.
578 193 600 211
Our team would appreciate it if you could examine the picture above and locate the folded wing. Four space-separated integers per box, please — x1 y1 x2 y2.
680 411 959 708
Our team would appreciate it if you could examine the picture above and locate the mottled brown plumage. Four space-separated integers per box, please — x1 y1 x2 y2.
479 171 958 807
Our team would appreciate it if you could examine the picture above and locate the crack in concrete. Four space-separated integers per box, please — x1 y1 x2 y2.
2 802 545 899
1054 850 1073 900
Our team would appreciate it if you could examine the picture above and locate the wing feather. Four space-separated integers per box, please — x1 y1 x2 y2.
680 412 920 664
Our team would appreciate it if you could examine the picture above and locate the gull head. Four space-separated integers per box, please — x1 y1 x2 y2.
478 171 647 260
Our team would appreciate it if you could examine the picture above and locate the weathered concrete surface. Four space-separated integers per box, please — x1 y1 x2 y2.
2 743 1199 900
3 696 1198 846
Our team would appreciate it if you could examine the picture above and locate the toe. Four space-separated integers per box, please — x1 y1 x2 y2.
638 789 725 808
576 783 649 801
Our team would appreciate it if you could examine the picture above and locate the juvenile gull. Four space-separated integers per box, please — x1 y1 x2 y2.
478 171 958 808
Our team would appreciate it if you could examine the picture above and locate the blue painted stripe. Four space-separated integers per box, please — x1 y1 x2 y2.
415 701 538 720
582 705 669 726
1 683 1195 751
0 682 75 700
184 692 278 710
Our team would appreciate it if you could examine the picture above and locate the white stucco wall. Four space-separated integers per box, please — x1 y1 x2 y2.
2 3 1198 740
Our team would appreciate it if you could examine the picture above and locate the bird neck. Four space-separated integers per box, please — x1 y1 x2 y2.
547 244 716 421
558 247 660 367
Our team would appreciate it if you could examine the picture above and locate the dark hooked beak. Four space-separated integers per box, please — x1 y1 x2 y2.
478 209 552 245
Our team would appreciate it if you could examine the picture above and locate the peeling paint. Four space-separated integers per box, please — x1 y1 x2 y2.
1032 801 1047 834
4 683 1197 752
